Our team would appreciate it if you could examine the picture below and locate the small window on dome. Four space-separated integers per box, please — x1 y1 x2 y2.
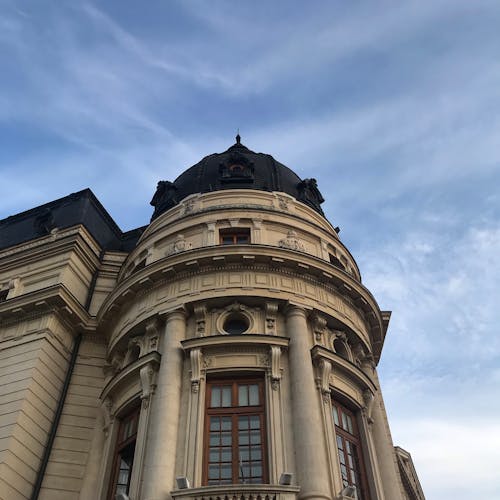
219 228 251 245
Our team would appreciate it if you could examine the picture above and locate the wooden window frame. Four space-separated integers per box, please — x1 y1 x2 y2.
332 400 370 500
107 406 140 500
219 228 251 245
203 377 268 485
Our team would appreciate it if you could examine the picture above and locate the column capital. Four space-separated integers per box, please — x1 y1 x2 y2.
161 306 188 322
285 301 312 318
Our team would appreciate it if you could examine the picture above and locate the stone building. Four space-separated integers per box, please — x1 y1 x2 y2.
0 137 425 500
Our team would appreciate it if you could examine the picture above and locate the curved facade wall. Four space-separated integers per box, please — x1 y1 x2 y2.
0 186 425 500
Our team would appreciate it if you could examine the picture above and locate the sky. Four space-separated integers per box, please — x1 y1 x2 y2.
1 1 500 497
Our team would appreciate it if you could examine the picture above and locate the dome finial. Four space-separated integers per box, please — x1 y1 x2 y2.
236 129 241 144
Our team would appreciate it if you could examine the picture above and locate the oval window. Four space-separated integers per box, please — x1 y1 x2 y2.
223 314 249 335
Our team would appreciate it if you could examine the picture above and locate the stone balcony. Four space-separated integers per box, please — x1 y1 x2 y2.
171 484 300 500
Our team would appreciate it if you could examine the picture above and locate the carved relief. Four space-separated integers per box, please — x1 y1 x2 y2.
139 363 157 409
269 345 283 390
276 195 289 211
190 348 202 393
194 305 207 337
311 313 328 343
352 342 375 373
166 234 193 256
362 389 375 425
182 198 196 215
278 230 305 252
315 358 332 404
102 397 115 437
265 302 278 335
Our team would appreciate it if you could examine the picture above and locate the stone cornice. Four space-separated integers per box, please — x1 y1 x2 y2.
100 351 161 402
98 245 386 361
181 333 289 352
311 345 377 394
0 224 101 263
0 283 95 332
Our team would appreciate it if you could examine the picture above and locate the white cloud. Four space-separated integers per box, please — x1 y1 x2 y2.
392 417 500 497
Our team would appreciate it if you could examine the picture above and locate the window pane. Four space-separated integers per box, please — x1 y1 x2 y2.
240 448 249 461
251 446 261 460
221 432 232 446
239 431 249 445
333 406 340 426
208 465 219 479
222 386 231 407
221 417 231 431
250 415 260 429
237 235 249 243
210 417 220 431
209 450 219 462
239 416 249 430
238 385 249 406
342 413 349 431
253 464 262 477
249 385 259 406
210 434 219 446
211 387 221 407
347 415 353 434
221 465 232 479
221 448 232 462
336 435 343 449
250 431 261 444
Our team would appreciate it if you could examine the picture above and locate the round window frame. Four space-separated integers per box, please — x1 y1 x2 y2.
217 309 254 335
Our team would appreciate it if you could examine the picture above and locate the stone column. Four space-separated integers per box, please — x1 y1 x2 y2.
369 369 403 500
286 305 331 500
141 309 186 500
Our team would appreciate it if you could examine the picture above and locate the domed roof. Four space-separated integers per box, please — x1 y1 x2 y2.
150 135 325 220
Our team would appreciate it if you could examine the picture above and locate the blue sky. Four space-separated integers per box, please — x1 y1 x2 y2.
1 1 500 497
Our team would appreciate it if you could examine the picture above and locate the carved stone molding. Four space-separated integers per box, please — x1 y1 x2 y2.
315 358 332 403
362 389 375 425
311 312 328 343
190 348 202 393
265 302 278 335
140 362 158 409
102 397 115 437
194 305 207 337
269 345 283 390
167 234 193 256
100 351 161 412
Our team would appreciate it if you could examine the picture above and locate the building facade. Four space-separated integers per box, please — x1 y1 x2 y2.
0 138 425 500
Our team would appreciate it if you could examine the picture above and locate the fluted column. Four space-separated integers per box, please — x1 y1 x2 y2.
286 305 331 500
141 309 186 500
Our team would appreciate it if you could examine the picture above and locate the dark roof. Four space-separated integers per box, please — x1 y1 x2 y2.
0 189 144 252
150 136 325 220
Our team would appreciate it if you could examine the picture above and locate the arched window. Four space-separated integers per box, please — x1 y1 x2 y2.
332 400 370 500
108 406 140 499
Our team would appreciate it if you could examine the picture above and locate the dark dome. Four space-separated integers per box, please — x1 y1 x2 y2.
150 136 325 220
